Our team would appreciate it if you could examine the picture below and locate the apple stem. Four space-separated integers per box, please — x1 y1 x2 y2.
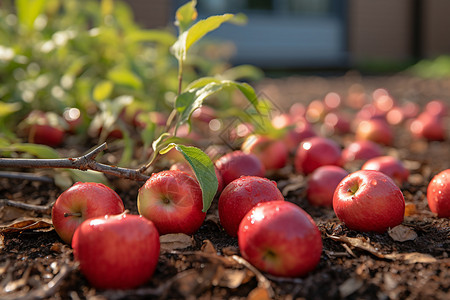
64 212 82 218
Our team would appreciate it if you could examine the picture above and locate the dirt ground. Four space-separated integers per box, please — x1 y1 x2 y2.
1 74 449 299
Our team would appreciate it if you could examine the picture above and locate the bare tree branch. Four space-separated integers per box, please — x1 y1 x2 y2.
0 143 150 181
0 199 52 213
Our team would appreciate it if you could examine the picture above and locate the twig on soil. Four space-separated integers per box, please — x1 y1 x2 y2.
0 199 51 213
0 171 53 183
231 255 274 298
2 264 76 300
0 143 150 181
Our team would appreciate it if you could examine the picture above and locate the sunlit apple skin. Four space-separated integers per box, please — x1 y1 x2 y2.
137 170 205 235
427 169 450 218
215 151 265 187
238 201 322 277
170 161 224 195
341 140 383 165
361 156 409 186
241 135 288 170
295 137 342 175
219 176 285 237
51 182 125 244
306 166 349 207
72 214 160 290
333 170 405 233
355 119 393 146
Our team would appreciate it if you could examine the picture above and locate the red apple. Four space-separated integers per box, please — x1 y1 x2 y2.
427 169 450 218
355 119 393 146
170 161 224 195
425 100 447 118
215 151 265 187
72 214 160 289
238 201 322 277
341 140 383 164
51 182 125 244
22 110 67 147
409 112 446 141
306 166 349 207
241 134 288 170
137 170 205 235
323 112 351 135
295 137 342 175
333 170 405 233
272 115 316 152
361 156 409 186
219 176 285 237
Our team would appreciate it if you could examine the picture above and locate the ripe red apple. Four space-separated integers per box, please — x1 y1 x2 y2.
425 99 447 118
215 151 265 187
241 134 288 170
272 115 316 152
219 176 285 237
306 166 349 207
409 112 446 141
341 140 383 164
72 214 160 289
52 182 125 244
137 170 205 235
333 170 405 233
170 161 224 195
322 112 351 135
361 156 409 186
22 110 67 147
355 119 393 146
295 137 342 175
426 169 450 218
238 201 322 277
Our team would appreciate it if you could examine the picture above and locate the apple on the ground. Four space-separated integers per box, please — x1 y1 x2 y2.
306 166 349 207
333 170 405 233
295 137 342 175
427 169 450 218
215 151 265 187
137 170 205 235
219 176 284 237
361 156 409 186
72 214 160 290
238 201 322 277
241 134 288 171
52 182 125 244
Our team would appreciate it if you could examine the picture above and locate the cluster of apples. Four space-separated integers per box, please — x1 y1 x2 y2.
50 88 449 290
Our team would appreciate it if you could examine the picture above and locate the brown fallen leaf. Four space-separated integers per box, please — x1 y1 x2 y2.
214 268 253 289
0 217 53 233
201 239 217 254
247 286 272 300
388 225 418 242
328 234 439 264
160 233 194 252
404 203 417 217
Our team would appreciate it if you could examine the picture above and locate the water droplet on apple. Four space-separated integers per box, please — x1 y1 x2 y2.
370 179 378 186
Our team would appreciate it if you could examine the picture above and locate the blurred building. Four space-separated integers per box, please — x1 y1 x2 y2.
125 0 450 69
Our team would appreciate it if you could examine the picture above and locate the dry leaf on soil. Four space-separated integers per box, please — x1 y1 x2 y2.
0 217 53 233
159 233 194 252
388 225 418 242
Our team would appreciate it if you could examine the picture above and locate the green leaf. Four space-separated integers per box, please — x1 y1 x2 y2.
6 143 60 159
175 0 198 33
173 144 218 212
67 169 109 186
93 80 114 101
0 102 22 118
16 0 46 31
107 68 143 90
175 79 259 126
172 13 234 61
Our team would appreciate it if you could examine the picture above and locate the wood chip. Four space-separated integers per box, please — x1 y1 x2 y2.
388 225 418 242
160 233 194 252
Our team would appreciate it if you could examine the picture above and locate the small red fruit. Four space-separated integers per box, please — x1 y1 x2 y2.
137 170 205 235
361 156 409 186
218 176 284 237
72 214 160 289
238 201 323 277
241 134 288 170
333 170 405 233
295 137 342 175
355 119 393 146
215 151 265 187
306 166 349 207
341 140 383 164
52 182 125 244
427 169 450 218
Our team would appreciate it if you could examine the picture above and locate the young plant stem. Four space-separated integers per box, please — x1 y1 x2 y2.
0 143 150 181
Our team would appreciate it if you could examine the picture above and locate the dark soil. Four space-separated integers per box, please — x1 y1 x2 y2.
1 74 450 300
